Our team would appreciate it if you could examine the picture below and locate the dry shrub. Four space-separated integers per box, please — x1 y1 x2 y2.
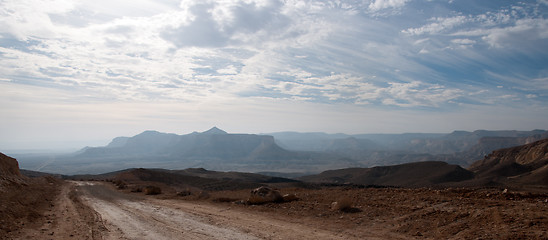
198 191 210 199
331 197 353 211
177 189 192 197
113 180 127 189
143 186 162 195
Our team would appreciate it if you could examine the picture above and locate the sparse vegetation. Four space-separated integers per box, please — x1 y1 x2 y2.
177 189 192 196
143 186 161 195
331 197 353 212
130 186 142 192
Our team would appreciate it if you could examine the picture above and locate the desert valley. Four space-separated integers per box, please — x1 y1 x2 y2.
3 0 548 239
1 128 548 239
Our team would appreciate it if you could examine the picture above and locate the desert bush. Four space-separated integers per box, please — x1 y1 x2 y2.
331 197 353 211
198 191 210 199
177 189 192 197
113 180 127 189
143 186 161 195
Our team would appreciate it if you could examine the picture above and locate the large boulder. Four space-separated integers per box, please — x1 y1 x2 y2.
247 186 282 204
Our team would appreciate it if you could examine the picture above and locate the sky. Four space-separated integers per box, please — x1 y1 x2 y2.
1 0 548 150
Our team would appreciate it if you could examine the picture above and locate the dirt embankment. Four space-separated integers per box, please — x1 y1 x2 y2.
1 180 105 240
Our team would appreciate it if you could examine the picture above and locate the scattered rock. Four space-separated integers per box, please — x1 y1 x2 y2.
247 186 282 205
282 193 299 202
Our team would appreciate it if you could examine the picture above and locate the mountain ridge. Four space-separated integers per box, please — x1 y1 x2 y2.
14 128 548 175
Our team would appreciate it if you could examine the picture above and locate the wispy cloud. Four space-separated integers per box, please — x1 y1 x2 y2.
0 0 547 148
368 0 410 12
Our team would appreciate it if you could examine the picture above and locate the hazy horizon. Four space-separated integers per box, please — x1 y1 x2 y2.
4 127 547 152
2 0 548 151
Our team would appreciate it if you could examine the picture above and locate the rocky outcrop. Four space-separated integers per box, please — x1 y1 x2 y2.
0 152 22 178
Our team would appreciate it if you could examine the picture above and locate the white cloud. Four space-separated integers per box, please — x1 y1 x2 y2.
403 16 468 35
0 0 76 39
1 0 547 149
368 0 410 12
451 38 475 45
162 0 293 48
481 18 548 49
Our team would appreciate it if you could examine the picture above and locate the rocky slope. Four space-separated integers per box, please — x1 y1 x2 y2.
0 152 62 236
469 138 548 187
300 161 474 188
0 152 22 177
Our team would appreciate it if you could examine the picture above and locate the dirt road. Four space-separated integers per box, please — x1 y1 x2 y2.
11 181 389 240
6 181 547 239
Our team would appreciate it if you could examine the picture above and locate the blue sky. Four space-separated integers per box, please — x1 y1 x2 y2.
1 0 548 150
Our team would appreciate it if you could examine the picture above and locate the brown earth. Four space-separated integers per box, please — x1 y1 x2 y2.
0 152 22 182
0 176 61 237
2 140 548 240
3 179 548 239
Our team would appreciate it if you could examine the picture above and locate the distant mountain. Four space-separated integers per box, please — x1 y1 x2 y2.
267 129 548 167
300 161 473 188
300 138 548 191
54 127 357 175
459 131 548 165
77 127 292 161
15 128 547 175
106 137 130 148
200 126 228 135
269 130 546 153
265 132 350 151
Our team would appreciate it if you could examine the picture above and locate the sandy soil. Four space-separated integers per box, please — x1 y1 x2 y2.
4 181 548 240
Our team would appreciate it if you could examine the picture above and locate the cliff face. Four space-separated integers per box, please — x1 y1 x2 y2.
0 152 22 178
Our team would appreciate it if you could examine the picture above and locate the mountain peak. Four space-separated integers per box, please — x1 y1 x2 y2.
202 127 228 135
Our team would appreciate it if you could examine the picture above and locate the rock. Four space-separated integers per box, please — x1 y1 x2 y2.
247 186 282 204
282 193 299 202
